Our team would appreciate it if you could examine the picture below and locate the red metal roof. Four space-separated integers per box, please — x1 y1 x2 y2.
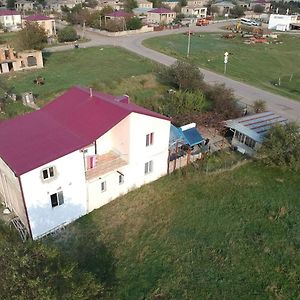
23 14 52 21
148 8 174 13
0 9 20 16
0 86 169 176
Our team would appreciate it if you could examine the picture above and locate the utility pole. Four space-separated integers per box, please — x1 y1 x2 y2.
224 51 228 74
82 21 86 39
187 30 191 58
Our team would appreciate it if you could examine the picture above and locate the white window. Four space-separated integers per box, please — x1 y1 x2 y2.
50 191 64 208
146 132 154 147
144 160 153 175
101 181 107 192
119 174 124 185
42 167 55 180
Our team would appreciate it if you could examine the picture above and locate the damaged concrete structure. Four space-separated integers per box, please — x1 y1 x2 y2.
0 45 43 74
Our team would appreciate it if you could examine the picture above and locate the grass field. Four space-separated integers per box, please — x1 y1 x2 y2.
0 47 159 119
54 156 300 299
143 33 300 101
7 47 156 103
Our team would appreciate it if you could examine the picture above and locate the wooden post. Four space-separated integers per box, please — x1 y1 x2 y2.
173 142 178 172
167 149 170 175
187 148 191 165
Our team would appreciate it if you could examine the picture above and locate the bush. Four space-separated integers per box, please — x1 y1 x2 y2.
105 19 124 32
58 26 78 42
230 5 245 18
253 4 264 13
126 17 142 30
259 122 300 170
158 61 204 91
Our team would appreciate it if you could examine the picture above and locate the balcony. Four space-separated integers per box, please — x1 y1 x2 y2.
85 151 127 181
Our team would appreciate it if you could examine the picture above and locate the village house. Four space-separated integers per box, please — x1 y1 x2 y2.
0 45 43 74
147 8 176 24
211 1 235 16
0 9 21 30
161 0 179 10
268 14 300 31
181 5 207 18
97 0 124 11
22 14 56 36
0 86 171 239
46 0 84 12
137 0 153 9
224 111 287 156
15 0 34 11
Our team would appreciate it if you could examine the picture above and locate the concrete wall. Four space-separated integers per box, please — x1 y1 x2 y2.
0 14 21 28
181 6 207 18
87 25 153 36
268 14 298 31
20 150 87 239
147 12 176 24
0 157 29 232
87 113 170 211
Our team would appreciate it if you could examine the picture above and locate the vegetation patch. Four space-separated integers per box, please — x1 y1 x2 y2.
143 33 300 100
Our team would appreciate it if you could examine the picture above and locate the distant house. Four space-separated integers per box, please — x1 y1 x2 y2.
0 86 171 239
0 45 43 74
0 10 21 30
15 0 34 11
147 8 176 24
211 1 235 16
181 5 207 18
46 0 84 12
22 14 56 36
224 111 287 155
161 0 179 10
187 0 210 6
105 11 133 20
250 0 271 12
268 14 300 31
137 0 153 9
97 0 124 11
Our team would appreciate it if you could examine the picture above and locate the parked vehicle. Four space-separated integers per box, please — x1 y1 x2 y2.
196 18 209 26
240 18 253 26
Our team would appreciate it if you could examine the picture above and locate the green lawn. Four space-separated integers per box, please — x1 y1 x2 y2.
143 33 300 101
4 47 156 106
0 32 17 44
54 157 300 299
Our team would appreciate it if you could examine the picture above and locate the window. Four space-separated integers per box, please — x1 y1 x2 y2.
101 181 107 192
119 174 124 185
146 132 154 147
144 160 153 175
50 191 64 208
42 167 55 180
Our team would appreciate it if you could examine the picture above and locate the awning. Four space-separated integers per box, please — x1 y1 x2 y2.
182 127 204 147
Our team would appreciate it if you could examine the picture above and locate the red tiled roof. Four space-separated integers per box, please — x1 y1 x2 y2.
0 86 169 176
23 14 52 21
0 9 20 16
148 8 174 13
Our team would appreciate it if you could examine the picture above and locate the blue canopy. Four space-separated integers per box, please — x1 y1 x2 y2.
182 127 204 147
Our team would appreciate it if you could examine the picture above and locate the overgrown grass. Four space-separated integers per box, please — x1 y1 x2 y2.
143 33 300 101
54 158 300 299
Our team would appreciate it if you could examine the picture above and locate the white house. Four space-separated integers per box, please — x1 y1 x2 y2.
0 10 21 30
268 14 300 31
0 86 171 240
181 5 207 18
137 0 153 9
147 8 176 24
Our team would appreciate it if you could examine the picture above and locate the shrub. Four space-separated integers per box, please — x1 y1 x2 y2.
126 17 142 30
58 26 78 42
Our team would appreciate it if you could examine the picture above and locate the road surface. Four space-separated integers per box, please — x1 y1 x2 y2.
45 22 300 122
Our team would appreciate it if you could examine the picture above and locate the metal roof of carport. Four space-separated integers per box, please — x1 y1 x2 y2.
225 111 287 143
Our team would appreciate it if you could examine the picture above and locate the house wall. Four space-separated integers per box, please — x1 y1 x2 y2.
268 14 296 31
162 1 179 10
138 1 153 8
22 19 55 36
0 14 22 28
87 113 170 212
20 150 87 239
181 6 207 18
13 51 44 71
147 12 176 24
0 157 29 231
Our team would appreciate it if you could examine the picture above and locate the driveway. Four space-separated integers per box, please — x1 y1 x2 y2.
45 22 300 122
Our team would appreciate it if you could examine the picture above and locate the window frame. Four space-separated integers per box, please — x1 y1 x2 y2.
146 132 154 147
101 181 107 192
119 174 124 185
42 166 55 180
50 191 64 208
144 160 153 175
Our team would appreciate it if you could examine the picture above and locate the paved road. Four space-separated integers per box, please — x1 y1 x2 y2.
45 23 300 122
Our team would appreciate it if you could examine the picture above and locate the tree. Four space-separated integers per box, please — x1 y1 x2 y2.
230 5 245 17
164 90 209 116
158 61 204 91
6 0 15 9
124 0 137 12
259 122 300 170
126 16 142 30
0 231 104 299
16 22 47 50
253 99 266 113
58 26 78 42
253 4 264 13
204 83 241 119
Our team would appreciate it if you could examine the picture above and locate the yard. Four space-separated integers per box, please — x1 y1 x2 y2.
1 47 161 119
53 158 300 299
143 33 300 101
